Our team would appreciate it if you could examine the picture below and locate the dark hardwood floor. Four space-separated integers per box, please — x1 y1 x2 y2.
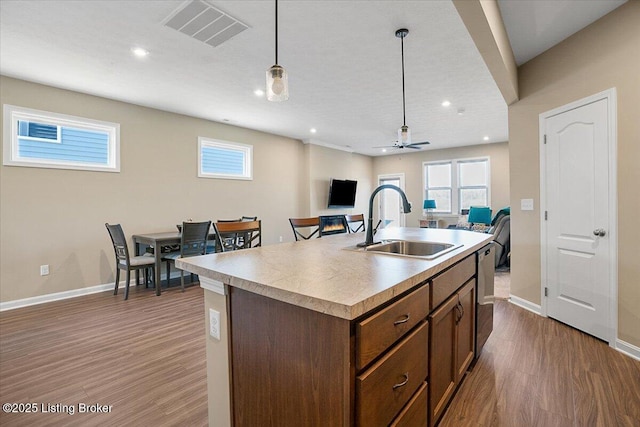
440 300 640 427
1 284 638 426
0 284 208 427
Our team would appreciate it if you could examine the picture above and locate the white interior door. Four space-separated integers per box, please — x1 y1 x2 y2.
378 174 405 228
542 93 616 343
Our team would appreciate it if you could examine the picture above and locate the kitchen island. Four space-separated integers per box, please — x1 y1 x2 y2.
177 227 493 427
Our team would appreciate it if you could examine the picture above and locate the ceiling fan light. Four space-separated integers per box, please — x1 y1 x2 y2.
266 64 289 102
398 125 411 144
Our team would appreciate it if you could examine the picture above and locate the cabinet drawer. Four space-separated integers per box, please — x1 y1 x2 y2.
356 321 429 427
356 284 430 370
390 381 428 427
431 255 475 310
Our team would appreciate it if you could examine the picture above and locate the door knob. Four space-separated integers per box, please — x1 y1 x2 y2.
593 229 606 237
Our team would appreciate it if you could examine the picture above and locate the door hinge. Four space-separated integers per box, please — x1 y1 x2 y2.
545 211 548 220
544 287 548 297
544 134 547 144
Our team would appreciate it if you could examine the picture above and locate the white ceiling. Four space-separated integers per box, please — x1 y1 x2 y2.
498 0 627 65
0 1 626 156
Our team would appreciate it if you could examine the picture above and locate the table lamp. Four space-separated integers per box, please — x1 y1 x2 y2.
423 199 436 225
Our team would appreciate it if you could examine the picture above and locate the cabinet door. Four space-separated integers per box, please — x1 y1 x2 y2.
428 294 458 427
455 279 476 383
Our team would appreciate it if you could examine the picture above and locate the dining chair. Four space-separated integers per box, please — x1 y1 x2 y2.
288 217 320 241
105 223 155 300
213 220 262 252
163 220 211 291
345 213 365 233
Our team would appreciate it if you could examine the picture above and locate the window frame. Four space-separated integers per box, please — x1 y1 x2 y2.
424 161 453 214
197 137 253 180
423 157 490 215
457 158 490 212
3 104 120 172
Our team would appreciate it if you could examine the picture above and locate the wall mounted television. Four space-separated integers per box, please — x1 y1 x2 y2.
327 179 357 208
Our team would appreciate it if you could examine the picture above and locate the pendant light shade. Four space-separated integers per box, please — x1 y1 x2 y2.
398 125 411 145
267 64 288 101
266 0 288 102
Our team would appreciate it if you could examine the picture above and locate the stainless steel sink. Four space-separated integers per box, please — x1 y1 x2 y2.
363 240 462 259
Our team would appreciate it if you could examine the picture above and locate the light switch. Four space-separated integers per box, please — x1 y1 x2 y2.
521 199 534 211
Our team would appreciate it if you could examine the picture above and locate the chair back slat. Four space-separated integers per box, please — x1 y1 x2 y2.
105 223 130 264
214 220 261 252
345 214 365 233
289 217 320 241
180 221 211 257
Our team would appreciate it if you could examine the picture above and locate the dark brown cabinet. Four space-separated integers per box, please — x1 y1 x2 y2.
226 252 480 427
428 278 476 427
356 321 429 426
455 280 475 383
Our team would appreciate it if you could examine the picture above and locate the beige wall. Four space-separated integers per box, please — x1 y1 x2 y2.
304 144 373 218
0 77 372 303
372 142 510 227
509 2 640 346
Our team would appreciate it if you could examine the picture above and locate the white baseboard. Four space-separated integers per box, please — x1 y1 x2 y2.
0 270 188 312
0 282 116 311
509 294 542 315
615 339 640 361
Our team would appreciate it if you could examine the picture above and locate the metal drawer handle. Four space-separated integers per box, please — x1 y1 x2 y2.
392 372 409 390
393 314 410 325
455 303 463 324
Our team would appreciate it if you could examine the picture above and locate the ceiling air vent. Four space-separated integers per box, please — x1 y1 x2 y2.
164 0 249 47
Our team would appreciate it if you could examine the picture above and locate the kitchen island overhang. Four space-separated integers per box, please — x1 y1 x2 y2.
177 227 493 320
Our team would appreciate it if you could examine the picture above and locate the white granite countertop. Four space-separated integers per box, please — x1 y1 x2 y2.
177 227 493 320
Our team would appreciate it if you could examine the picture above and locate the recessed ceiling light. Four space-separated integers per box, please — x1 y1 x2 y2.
310 128 317 134
254 89 265 97
131 47 149 58
441 100 451 107
382 148 387 153
483 136 489 141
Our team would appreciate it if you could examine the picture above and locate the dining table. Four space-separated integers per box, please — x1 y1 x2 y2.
132 231 216 296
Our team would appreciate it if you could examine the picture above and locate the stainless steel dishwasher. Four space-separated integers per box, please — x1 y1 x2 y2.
475 243 495 359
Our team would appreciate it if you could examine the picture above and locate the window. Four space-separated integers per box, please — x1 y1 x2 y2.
3 104 120 172
458 160 488 211
424 162 452 213
424 158 489 214
198 137 252 180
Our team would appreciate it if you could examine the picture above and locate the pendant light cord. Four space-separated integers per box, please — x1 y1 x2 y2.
275 0 278 64
401 33 406 127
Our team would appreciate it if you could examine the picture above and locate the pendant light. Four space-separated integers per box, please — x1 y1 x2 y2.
266 0 289 101
396 28 411 144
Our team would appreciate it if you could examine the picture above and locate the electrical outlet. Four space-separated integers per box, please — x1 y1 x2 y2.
40 265 49 276
209 308 220 340
279 236 283 243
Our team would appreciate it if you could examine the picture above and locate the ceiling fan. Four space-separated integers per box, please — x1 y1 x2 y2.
375 28 430 151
